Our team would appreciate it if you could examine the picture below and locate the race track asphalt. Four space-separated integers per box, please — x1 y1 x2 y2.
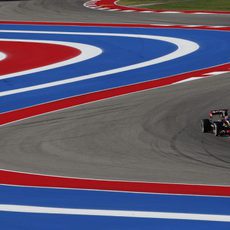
0 0 229 185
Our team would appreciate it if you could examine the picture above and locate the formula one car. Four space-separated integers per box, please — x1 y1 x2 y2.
201 109 230 136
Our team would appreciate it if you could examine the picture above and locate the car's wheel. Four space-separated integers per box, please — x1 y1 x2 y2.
201 119 211 133
213 122 222 136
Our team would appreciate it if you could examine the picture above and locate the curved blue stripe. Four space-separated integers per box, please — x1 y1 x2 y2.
1 185 230 214
0 26 229 113
0 34 177 90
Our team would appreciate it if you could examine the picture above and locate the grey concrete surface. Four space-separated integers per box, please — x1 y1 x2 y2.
0 0 230 185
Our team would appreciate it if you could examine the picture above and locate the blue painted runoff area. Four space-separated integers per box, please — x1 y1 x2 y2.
0 24 229 113
0 185 230 229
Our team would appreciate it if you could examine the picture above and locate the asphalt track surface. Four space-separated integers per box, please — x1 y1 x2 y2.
0 0 230 185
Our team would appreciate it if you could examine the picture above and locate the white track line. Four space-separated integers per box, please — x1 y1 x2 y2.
107 9 120 11
0 30 199 97
160 11 180 14
141 11 153 13
203 71 229 76
183 25 203 27
173 77 204 84
1 205 230 222
0 51 7 61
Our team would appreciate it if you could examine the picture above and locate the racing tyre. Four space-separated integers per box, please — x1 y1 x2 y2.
213 122 222 136
201 119 211 133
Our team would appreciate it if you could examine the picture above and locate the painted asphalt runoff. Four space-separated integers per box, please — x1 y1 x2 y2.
1 25 229 113
0 1 230 184
0 0 229 186
1 185 230 229
0 2 230 230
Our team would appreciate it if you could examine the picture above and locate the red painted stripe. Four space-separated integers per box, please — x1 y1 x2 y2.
94 0 230 14
0 41 81 75
0 21 229 31
1 169 229 196
1 63 229 126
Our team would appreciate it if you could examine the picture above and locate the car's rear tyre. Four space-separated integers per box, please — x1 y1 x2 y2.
201 119 211 133
213 122 222 136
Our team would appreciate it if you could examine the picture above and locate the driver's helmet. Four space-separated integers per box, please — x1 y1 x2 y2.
224 116 230 124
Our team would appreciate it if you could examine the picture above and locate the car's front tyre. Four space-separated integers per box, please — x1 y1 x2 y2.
201 119 211 133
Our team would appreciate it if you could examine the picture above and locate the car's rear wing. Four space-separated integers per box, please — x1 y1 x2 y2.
209 109 228 118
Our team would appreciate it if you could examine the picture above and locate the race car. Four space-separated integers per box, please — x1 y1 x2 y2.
201 109 230 136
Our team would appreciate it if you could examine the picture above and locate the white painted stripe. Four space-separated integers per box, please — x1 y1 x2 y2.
83 2 96 8
160 11 180 14
210 26 228 28
184 25 202 27
114 0 121 6
0 39 102 80
173 77 204 84
150 24 175 27
1 205 230 222
140 11 153 13
0 51 7 61
192 12 213 15
97 7 110 10
0 30 199 97
121 10 135 12
107 9 120 11
204 71 229 76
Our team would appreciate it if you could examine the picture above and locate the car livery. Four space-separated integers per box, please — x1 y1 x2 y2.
201 109 230 136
